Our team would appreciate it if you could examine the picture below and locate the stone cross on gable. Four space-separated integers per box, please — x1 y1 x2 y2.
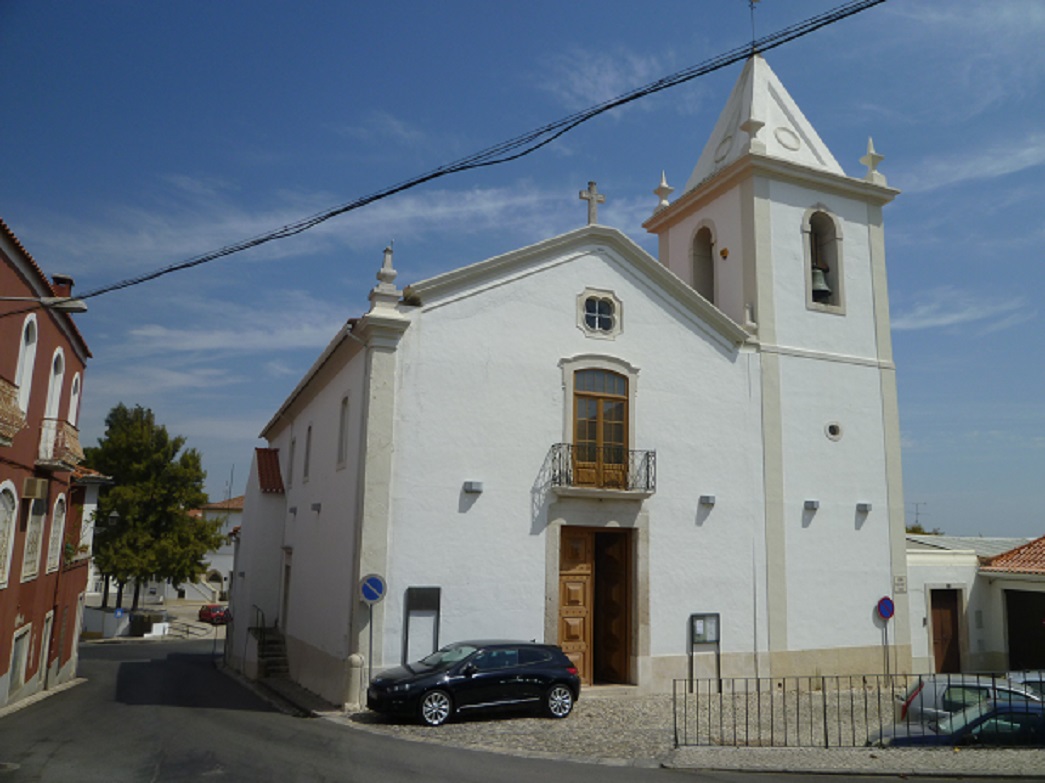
579 181 605 225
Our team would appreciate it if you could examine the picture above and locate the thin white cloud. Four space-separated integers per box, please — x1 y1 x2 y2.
538 46 673 114
119 291 347 356
29 178 589 286
84 364 242 400
336 111 428 147
892 287 1029 332
901 132 1045 193
883 2 1045 117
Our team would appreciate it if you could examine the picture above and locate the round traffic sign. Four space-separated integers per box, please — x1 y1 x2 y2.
877 596 895 621
360 573 387 605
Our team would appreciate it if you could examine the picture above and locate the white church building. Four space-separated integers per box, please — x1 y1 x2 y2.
228 55 911 705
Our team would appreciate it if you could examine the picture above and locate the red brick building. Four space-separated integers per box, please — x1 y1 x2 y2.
0 218 91 708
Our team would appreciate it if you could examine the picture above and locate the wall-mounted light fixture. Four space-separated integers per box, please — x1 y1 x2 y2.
463 481 484 494
311 502 322 513
856 502 872 513
719 247 729 260
804 499 820 511
288 506 297 515
699 495 716 506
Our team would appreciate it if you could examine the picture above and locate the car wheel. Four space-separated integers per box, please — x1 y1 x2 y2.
419 689 453 726
544 684 574 718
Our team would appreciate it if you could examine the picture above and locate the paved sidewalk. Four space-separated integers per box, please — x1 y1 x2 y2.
247 678 1045 778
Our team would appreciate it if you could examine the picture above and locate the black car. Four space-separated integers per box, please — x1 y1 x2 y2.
367 640 581 726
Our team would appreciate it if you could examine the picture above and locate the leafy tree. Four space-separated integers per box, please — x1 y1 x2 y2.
906 522 943 535
84 403 223 609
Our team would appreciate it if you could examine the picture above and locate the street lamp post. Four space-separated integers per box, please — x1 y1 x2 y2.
0 296 88 313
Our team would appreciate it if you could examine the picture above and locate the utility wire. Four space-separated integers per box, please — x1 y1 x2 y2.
77 0 886 302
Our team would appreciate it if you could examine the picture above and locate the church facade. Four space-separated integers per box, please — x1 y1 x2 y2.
228 55 911 705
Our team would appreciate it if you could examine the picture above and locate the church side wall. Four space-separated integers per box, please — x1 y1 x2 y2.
285 348 366 699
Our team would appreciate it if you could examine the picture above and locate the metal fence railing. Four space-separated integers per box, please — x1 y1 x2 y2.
674 675 899 748
673 672 1045 748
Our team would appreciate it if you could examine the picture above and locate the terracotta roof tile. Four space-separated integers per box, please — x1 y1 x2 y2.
981 534 1045 575
256 448 285 494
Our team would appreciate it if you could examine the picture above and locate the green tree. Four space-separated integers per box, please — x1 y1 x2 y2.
84 403 223 609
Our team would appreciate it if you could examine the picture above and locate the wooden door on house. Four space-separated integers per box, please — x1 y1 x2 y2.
558 527 631 685
931 589 961 674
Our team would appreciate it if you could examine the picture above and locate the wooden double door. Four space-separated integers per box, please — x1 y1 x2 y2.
558 527 632 685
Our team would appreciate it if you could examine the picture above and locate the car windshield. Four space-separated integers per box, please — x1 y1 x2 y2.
935 701 993 735
418 644 479 668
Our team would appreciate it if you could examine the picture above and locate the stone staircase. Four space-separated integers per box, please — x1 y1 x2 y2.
258 628 289 678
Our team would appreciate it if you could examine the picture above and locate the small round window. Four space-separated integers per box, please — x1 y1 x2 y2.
825 421 843 441
584 296 615 333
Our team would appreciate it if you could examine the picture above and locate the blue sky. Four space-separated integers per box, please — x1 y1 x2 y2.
2 1 1043 537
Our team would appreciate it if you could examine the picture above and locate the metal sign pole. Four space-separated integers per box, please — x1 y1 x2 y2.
368 603 374 684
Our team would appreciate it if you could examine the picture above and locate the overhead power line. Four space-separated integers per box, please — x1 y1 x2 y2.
78 0 887 302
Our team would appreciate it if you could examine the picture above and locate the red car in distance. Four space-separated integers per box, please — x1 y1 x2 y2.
198 604 231 625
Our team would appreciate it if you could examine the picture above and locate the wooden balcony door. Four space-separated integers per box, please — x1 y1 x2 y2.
574 370 627 489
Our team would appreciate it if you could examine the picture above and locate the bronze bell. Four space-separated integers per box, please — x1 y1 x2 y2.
811 266 832 302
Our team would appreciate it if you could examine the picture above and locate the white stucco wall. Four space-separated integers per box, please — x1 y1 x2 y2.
380 242 767 672
269 346 367 665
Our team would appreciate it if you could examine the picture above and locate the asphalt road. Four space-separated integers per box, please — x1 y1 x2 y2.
0 640 1016 782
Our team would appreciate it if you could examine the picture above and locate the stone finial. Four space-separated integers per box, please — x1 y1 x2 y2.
579 181 605 225
368 241 402 313
377 243 397 286
860 137 887 185
740 117 766 154
653 171 674 212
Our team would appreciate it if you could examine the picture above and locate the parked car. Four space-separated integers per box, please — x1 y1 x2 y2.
367 640 581 726
895 674 1041 724
1008 671 1045 696
198 604 231 625
870 700 1045 747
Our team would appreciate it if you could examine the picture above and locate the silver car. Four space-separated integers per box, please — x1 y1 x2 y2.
1007 671 1045 696
896 674 1042 724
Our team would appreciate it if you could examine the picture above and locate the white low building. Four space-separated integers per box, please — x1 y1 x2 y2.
229 55 911 706
906 534 1044 674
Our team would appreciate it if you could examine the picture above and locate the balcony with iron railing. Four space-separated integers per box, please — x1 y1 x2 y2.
0 375 26 446
549 443 656 499
37 417 85 472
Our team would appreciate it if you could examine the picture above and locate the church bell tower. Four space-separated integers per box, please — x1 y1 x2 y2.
644 54 911 674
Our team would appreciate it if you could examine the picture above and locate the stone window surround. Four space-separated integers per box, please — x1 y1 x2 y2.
801 205 846 315
576 288 623 339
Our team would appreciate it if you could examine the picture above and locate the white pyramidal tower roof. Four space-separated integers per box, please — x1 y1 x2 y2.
684 54 845 192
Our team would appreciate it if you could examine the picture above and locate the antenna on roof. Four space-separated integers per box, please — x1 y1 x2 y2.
749 0 761 54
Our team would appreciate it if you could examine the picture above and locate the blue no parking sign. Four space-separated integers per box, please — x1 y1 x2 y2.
360 574 387 605
877 596 895 621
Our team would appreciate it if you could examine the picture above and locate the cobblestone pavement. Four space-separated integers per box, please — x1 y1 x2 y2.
315 689 1045 778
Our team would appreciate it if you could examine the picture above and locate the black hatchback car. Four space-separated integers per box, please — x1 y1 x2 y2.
367 640 581 726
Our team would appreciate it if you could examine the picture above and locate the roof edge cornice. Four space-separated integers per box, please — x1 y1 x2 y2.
645 153 900 235
405 225 750 347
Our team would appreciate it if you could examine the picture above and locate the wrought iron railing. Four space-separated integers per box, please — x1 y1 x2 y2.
549 443 656 494
37 417 84 470
673 673 1043 748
